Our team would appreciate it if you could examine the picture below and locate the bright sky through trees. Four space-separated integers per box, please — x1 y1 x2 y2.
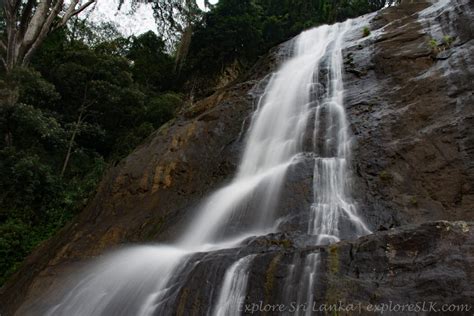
86 0 218 36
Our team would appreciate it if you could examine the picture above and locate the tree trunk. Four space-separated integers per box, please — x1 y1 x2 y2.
1 0 95 73
4 131 13 147
60 106 84 177
174 25 193 74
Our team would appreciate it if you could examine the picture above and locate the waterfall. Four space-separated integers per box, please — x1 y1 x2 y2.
307 20 371 244
177 24 335 247
45 16 371 316
45 246 188 316
286 18 372 312
212 255 256 316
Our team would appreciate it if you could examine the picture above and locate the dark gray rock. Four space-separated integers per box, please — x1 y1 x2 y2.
345 0 474 231
1 1 473 315
142 221 474 315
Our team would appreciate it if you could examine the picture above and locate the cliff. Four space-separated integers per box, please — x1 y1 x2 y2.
1 0 473 315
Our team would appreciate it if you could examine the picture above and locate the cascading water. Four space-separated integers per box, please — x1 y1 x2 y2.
285 19 373 315
212 255 256 316
45 16 372 316
307 20 371 244
177 22 336 246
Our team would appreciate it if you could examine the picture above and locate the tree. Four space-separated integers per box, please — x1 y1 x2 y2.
127 31 174 91
185 0 263 74
1 0 96 72
181 0 394 87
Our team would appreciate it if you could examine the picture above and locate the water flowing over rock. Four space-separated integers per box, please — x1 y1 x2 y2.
212 255 255 316
0 0 473 315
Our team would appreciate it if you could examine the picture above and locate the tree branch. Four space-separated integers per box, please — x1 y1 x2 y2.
71 0 95 18
0 40 7 52
4 0 20 71
12 0 22 13
1 57 7 70
56 0 95 29
22 0 51 48
60 84 90 177
22 0 64 65
19 0 36 37
58 0 80 26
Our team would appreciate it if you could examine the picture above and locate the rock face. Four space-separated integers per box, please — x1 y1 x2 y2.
345 0 474 232
167 221 474 315
120 220 471 315
1 0 473 315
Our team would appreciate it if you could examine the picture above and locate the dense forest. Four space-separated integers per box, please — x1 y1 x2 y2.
0 0 390 285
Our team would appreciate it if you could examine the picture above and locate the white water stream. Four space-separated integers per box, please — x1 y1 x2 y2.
212 255 256 316
46 15 373 316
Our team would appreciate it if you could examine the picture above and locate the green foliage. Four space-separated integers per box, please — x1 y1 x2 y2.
442 35 454 47
0 20 180 285
34 30 182 160
183 0 389 82
145 93 182 127
70 20 123 47
0 149 62 220
0 148 106 284
127 32 175 91
114 92 181 156
363 26 371 37
428 35 455 57
186 0 264 77
0 219 33 284
0 148 62 284
8 103 65 148
9 68 60 109
429 38 438 50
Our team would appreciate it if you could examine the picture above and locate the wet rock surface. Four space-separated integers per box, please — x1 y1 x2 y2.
345 0 474 231
242 221 474 315
125 221 474 315
1 1 473 315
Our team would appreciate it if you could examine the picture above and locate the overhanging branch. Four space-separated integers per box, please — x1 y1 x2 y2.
56 0 95 28
71 0 95 17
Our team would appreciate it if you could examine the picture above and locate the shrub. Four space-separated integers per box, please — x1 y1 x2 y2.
429 38 438 50
428 38 440 56
442 35 454 47
362 26 370 37
429 35 455 57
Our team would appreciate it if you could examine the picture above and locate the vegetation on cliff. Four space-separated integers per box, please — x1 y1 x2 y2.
184 0 390 80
